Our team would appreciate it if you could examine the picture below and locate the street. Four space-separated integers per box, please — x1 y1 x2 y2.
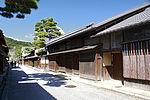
3 65 142 100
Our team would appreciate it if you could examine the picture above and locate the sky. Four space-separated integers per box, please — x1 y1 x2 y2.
0 0 148 42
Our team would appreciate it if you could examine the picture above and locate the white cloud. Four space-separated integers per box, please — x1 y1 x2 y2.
25 34 33 39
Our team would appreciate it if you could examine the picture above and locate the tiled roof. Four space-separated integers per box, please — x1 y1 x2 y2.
45 45 98 56
93 2 150 28
46 23 94 46
94 7 150 36
46 2 150 46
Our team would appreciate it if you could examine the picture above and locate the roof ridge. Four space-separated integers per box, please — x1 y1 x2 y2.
94 2 150 28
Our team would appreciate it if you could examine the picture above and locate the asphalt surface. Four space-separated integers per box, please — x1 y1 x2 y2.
3 66 143 100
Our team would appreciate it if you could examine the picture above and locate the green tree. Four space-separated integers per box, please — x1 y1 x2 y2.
0 0 39 18
33 17 63 49
15 45 22 57
24 47 33 54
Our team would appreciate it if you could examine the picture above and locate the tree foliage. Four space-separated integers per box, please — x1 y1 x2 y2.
5 36 32 58
33 17 63 48
24 47 34 54
36 49 45 56
0 0 39 18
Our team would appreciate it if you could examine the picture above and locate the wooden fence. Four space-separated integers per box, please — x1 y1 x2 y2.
123 39 150 80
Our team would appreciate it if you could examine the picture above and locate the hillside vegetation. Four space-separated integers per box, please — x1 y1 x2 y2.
5 37 32 59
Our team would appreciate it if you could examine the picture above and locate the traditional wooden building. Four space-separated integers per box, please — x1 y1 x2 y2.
92 3 150 90
22 2 150 90
22 48 47 69
0 30 9 74
46 2 150 86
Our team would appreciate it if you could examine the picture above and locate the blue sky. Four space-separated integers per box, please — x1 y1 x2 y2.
0 0 148 42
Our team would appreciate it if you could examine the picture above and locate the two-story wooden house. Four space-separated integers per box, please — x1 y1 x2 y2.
45 2 150 89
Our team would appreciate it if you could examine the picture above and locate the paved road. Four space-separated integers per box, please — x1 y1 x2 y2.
3 66 142 100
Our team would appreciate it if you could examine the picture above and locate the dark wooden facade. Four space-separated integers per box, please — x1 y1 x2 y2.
46 32 103 80
0 30 8 74
46 4 150 84
46 30 124 81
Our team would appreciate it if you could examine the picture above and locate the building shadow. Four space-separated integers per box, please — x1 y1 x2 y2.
7 67 57 100
28 73 68 87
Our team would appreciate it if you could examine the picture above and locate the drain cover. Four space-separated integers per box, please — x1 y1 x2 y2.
65 85 76 88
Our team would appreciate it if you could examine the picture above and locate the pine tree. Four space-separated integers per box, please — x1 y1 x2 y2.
0 0 39 18
33 17 63 49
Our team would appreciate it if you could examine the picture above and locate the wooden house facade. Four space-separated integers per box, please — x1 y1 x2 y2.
0 30 9 74
45 2 150 83
22 49 46 70
23 2 150 90
92 4 150 89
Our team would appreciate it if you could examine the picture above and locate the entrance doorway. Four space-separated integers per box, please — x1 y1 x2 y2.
113 53 123 80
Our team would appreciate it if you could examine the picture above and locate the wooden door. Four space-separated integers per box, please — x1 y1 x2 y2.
113 53 123 80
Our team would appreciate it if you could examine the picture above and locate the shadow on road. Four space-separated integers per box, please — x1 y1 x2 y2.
7 66 57 100
28 73 68 87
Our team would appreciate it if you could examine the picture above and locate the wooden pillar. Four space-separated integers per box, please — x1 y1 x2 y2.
95 53 98 81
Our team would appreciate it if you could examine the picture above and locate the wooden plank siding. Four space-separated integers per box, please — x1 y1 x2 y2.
123 40 150 80
34 60 38 67
79 51 97 80
56 55 66 73
49 57 56 71
72 54 79 75
37 60 41 68
48 53 80 74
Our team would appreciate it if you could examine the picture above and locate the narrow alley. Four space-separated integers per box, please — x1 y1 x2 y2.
2 65 142 100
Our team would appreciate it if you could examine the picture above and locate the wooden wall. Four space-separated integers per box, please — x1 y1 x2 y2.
48 53 80 74
111 31 122 49
34 60 38 67
56 55 66 72
123 40 150 80
100 34 110 50
49 57 56 71
124 23 150 42
100 31 123 51
84 37 99 46
79 51 96 80
71 38 83 49
72 54 79 75
37 60 41 68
